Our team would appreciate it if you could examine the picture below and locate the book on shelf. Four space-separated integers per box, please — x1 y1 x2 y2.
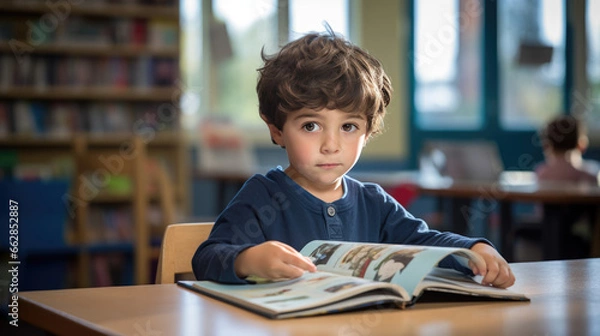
1 100 180 138
13 101 47 135
0 55 13 89
9 101 84 137
148 19 178 48
0 102 9 137
87 206 134 244
0 55 177 89
48 103 82 137
151 57 178 86
179 240 529 319
59 17 112 46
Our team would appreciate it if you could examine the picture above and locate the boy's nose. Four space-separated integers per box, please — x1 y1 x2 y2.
321 131 341 154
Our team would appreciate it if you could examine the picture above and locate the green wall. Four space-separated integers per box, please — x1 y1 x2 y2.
358 0 409 161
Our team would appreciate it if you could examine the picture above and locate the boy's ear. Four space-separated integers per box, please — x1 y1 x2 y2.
261 114 284 147
578 135 589 153
363 131 373 146
267 123 284 147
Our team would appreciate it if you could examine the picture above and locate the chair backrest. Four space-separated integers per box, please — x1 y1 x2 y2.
155 222 214 284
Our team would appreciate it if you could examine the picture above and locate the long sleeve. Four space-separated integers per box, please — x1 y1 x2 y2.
192 169 492 283
192 170 332 283
353 180 490 273
192 178 271 283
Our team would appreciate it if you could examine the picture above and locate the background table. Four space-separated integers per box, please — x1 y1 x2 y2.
352 171 600 261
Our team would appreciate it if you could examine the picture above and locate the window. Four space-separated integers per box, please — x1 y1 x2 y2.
498 0 565 130
210 0 279 127
410 0 570 169
180 0 351 133
413 0 483 130
180 0 204 129
289 0 349 41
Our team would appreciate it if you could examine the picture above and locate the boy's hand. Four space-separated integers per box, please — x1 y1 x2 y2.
234 241 317 281
468 242 515 288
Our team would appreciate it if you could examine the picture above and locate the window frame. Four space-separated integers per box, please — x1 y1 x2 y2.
408 0 574 170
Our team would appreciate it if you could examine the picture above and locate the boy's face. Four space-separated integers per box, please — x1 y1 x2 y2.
267 108 369 195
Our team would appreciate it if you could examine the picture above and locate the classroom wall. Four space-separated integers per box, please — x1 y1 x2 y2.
357 0 408 161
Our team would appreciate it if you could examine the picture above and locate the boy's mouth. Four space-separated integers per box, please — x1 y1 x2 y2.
317 163 342 169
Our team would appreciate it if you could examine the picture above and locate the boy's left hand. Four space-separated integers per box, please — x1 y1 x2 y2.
469 242 515 288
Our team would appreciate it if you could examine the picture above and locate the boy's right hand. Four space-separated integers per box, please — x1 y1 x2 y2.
234 241 317 281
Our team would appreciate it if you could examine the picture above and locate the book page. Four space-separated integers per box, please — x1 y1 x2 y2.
185 271 409 317
415 267 529 301
300 240 482 298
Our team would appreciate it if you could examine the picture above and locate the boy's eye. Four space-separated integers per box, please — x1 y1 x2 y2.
342 124 358 132
303 122 321 132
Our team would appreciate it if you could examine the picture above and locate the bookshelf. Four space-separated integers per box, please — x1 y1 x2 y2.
0 87 178 101
0 0 186 287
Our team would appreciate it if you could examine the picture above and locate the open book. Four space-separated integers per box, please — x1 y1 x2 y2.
178 240 529 319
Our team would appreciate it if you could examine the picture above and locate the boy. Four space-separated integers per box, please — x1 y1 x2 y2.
533 115 598 258
536 115 599 184
192 30 514 288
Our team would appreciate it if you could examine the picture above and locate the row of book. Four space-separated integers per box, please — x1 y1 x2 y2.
15 0 178 5
87 206 173 287
0 17 178 48
8 158 75 181
85 195 172 246
0 101 180 137
85 205 134 284
86 202 173 286
86 205 134 244
0 55 178 88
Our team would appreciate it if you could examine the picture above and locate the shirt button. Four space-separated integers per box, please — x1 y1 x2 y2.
327 206 336 217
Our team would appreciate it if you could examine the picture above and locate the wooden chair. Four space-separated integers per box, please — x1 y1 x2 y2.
155 222 214 284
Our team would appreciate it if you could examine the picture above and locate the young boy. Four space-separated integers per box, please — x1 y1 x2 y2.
536 115 599 184
533 115 598 258
192 30 515 288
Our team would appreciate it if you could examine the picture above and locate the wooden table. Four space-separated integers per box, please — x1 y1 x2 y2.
352 171 600 261
18 259 600 336
417 178 600 260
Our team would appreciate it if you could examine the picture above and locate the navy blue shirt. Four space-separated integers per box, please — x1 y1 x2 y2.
192 168 486 283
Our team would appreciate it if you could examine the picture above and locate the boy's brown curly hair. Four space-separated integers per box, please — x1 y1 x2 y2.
256 29 392 139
